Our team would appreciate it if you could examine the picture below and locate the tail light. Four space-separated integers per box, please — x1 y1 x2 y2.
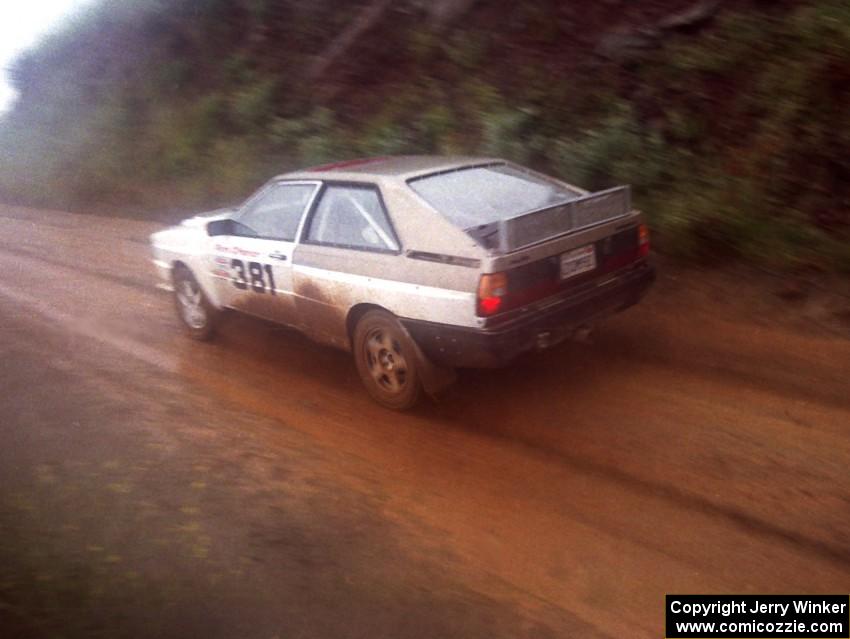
477 272 508 317
638 223 650 257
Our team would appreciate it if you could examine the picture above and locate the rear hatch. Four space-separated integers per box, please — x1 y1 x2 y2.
408 162 648 319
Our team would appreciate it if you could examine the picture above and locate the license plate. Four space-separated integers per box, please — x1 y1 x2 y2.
560 245 596 280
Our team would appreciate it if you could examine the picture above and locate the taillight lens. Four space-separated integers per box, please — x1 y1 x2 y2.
638 223 650 257
477 272 508 317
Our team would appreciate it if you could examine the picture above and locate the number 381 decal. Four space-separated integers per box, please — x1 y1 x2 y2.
231 259 276 295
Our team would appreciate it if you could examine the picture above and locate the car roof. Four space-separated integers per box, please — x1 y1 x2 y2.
277 155 503 182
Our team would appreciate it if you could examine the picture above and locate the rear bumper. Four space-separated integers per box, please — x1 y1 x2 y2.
401 260 655 368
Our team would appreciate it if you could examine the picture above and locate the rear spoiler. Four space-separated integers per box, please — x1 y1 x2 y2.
467 185 632 254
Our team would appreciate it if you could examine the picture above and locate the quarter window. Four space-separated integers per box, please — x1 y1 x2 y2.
306 185 399 251
236 183 317 241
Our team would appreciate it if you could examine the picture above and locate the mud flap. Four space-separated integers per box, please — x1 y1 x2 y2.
398 323 457 398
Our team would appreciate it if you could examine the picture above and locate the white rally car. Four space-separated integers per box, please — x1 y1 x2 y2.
150 156 654 409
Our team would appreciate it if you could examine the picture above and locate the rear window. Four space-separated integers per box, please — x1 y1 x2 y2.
408 164 580 229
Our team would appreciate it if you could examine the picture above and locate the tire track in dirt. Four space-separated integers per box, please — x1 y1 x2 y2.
2 204 849 638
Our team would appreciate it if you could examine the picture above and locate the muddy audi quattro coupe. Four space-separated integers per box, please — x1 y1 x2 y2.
150 156 654 409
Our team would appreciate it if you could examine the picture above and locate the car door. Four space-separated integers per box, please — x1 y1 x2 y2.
210 180 320 326
293 182 402 347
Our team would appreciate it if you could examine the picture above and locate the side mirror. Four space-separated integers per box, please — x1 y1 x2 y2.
207 219 234 236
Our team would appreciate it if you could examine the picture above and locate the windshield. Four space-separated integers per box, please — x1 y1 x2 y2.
408 164 580 229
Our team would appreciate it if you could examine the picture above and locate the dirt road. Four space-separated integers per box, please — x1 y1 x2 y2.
1 204 848 638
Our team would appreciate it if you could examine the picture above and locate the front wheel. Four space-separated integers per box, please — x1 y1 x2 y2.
353 310 422 410
172 265 218 341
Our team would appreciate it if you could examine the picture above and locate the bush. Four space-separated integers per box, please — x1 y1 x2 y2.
547 103 669 193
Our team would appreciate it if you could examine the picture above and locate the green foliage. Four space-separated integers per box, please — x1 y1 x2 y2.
479 108 536 164
0 0 847 271
442 30 489 70
356 122 417 156
408 28 439 64
624 0 850 266
229 78 279 130
665 12 767 76
414 104 456 152
268 108 352 166
547 104 670 195
222 53 252 83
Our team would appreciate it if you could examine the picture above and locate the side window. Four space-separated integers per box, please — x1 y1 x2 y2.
306 185 399 252
235 183 316 241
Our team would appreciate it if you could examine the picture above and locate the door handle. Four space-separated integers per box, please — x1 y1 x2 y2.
269 252 288 261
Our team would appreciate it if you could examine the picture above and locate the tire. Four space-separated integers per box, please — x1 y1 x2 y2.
352 309 422 410
172 265 218 341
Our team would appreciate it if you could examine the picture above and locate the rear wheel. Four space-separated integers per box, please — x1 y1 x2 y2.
353 310 422 410
173 265 217 341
